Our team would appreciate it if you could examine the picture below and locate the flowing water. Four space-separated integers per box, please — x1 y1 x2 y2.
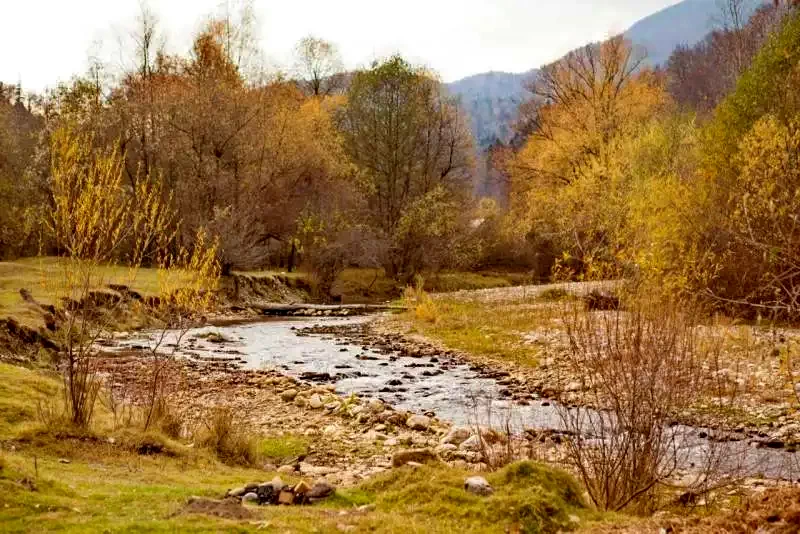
114 316 800 481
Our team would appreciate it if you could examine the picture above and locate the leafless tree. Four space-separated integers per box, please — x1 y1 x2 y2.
293 36 345 96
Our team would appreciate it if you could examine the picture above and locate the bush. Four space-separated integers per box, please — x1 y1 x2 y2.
559 297 734 512
403 277 439 324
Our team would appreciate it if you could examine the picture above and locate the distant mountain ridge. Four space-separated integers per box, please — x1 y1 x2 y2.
446 69 537 148
447 0 765 149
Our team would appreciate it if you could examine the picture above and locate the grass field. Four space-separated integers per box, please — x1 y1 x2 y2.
332 268 532 304
397 292 569 368
0 362 600 533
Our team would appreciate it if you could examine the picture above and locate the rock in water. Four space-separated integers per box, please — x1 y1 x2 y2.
391 449 438 468
406 414 431 431
441 427 471 445
464 476 493 496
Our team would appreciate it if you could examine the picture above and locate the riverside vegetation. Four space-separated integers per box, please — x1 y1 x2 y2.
4 1 800 532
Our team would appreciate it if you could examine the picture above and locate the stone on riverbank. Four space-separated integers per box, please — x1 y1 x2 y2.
406 414 431 431
281 389 298 401
391 449 438 468
441 427 471 445
309 394 324 409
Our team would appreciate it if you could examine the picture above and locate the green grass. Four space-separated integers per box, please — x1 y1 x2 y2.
356 461 590 533
0 363 60 438
400 297 560 368
257 434 309 463
332 268 531 304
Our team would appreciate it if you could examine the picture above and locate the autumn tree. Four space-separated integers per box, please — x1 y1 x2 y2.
338 55 474 279
508 36 667 275
293 36 345 96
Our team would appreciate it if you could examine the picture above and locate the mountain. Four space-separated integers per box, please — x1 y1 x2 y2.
625 0 764 67
448 0 765 150
446 70 537 148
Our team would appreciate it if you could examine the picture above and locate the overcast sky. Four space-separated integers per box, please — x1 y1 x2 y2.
1 0 684 91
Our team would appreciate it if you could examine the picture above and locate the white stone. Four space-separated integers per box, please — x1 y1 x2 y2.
464 476 493 496
242 492 259 503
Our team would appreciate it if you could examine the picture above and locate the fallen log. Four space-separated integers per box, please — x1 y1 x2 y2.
252 303 405 317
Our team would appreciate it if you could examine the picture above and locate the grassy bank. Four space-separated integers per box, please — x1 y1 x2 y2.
396 290 571 368
0 362 601 533
0 258 172 329
0 258 531 328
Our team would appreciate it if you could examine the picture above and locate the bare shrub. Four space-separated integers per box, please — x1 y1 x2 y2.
466 393 521 469
197 407 259 466
558 299 740 512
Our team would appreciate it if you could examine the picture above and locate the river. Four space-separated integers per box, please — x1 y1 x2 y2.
113 316 800 482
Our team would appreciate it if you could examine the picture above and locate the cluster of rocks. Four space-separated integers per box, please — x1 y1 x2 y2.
279 383 437 433
227 476 335 506
298 323 542 405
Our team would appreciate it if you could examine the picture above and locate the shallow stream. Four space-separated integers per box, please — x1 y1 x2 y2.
115 316 800 482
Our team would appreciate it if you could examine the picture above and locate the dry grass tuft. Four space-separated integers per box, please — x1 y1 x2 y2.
197 407 260 466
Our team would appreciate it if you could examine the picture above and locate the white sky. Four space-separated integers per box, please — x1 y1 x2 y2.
1 0 684 91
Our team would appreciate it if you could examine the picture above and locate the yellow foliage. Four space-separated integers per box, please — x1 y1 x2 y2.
403 276 440 324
